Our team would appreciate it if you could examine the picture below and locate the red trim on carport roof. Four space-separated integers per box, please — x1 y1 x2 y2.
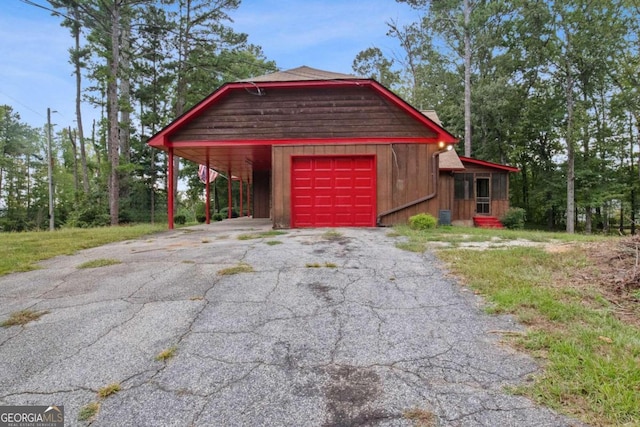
459 156 520 172
148 79 459 148
162 137 447 148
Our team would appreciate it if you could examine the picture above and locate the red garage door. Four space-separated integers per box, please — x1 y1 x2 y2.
291 155 376 227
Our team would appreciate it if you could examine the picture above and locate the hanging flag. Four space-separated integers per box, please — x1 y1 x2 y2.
198 164 219 183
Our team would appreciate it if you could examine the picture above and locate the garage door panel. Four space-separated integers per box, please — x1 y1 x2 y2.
291 155 376 228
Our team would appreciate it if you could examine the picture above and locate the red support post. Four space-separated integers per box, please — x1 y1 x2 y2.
167 148 174 229
247 177 251 218
239 178 244 217
205 161 211 224
227 169 232 219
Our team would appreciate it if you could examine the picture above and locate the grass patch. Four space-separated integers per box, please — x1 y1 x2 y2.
265 240 283 246
260 230 287 237
393 224 611 246
218 262 254 275
1 309 49 327
97 383 121 399
437 244 640 425
155 346 177 362
306 262 338 268
77 258 121 269
77 402 100 422
322 229 344 241
238 230 287 240
0 224 166 276
396 240 426 253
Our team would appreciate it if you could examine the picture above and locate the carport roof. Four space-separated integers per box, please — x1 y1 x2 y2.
147 66 458 180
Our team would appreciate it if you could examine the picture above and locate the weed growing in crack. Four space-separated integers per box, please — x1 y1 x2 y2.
1 309 49 327
77 258 121 269
404 408 437 427
218 262 254 275
265 240 283 246
238 230 287 240
155 346 177 362
97 383 121 398
322 229 344 241
77 402 100 422
306 262 337 268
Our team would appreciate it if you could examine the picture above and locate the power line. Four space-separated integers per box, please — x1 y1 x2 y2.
0 89 45 120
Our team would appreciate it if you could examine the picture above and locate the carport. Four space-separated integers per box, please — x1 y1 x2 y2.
147 66 457 229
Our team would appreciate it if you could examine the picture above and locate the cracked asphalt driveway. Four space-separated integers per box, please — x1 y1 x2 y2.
0 219 585 426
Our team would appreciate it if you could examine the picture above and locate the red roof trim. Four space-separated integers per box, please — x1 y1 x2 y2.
153 136 446 149
148 79 459 148
459 156 520 172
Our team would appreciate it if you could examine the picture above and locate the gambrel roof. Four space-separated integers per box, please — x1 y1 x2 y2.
148 67 458 180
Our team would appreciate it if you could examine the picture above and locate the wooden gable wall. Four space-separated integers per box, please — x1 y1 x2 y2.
169 86 439 142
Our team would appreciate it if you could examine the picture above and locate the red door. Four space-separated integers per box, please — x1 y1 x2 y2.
291 155 376 227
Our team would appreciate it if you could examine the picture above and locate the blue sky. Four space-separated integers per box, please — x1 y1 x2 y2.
0 0 418 131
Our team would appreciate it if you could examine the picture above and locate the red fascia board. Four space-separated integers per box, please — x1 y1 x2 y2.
459 156 520 172
162 137 446 148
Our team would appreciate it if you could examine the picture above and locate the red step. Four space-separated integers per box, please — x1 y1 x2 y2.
473 216 504 229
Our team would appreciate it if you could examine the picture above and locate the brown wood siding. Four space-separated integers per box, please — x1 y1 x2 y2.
378 144 439 226
272 144 392 228
491 200 511 219
169 87 438 142
439 172 454 211
453 200 476 221
252 170 270 218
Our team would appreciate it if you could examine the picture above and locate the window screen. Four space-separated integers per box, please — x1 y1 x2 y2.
492 173 507 200
454 174 474 200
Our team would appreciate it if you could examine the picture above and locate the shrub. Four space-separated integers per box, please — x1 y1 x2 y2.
195 202 207 223
174 214 186 225
501 207 526 229
409 213 438 230
212 213 224 221
219 207 239 218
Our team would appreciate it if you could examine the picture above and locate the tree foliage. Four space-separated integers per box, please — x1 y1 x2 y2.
361 0 639 233
0 0 276 230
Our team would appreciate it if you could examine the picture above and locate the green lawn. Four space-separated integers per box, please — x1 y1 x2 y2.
0 224 166 276
397 225 639 426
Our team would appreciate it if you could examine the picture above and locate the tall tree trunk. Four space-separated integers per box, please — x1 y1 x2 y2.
68 127 80 195
72 4 89 195
107 2 121 225
566 70 576 233
463 0 472 157
92 119 101 176
172 0 194 216
119 19 131 211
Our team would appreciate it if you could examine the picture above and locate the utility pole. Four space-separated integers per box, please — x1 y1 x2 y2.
47 108 55 231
